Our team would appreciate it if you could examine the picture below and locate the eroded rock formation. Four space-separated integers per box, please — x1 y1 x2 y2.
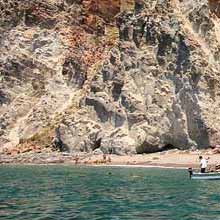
209 0 220 17
1 0 220 155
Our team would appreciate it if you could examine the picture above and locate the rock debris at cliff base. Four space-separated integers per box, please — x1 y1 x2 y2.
1 0 220 156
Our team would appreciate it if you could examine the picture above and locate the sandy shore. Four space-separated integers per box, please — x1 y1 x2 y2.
1 149 220 169
86 150 220 169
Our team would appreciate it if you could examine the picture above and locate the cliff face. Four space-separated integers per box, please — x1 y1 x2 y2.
209 0 220 17
1 0 220 155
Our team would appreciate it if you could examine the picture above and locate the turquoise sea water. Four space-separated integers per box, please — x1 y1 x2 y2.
0 166 220 220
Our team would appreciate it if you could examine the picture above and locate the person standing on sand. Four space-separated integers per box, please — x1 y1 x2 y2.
199 156 208 173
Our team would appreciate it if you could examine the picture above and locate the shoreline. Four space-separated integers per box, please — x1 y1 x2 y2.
0 162 188 169
90 164 189 169
0 149 219 170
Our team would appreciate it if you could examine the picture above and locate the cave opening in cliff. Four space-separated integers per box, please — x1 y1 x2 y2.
136 142 177 154
93 138 102 150
162 144 176 151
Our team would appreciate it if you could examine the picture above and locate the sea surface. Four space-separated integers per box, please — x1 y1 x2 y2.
0 165 220 220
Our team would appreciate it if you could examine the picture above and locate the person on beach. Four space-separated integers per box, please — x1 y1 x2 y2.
75 155 80 165
199 156 208 173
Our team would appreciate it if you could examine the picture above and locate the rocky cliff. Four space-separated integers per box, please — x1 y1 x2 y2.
1 0 220 155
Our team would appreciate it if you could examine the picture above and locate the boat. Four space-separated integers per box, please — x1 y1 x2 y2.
188 168 220 180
